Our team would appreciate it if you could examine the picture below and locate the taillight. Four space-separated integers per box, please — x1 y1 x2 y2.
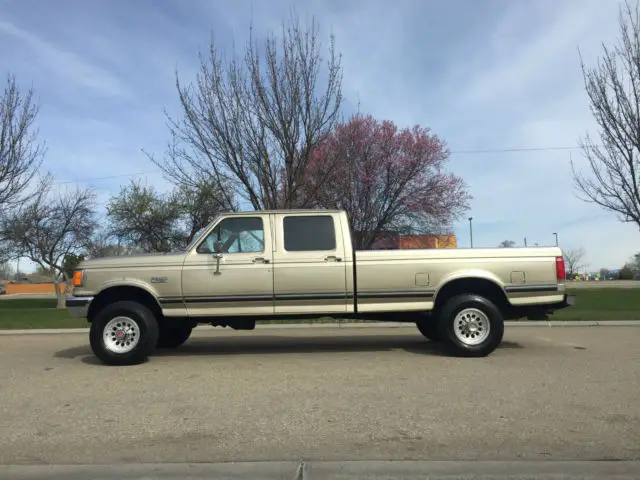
556 257 566 280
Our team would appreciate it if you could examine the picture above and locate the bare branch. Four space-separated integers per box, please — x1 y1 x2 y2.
0 73 45 210
148 10 343 210
564 247 588 277
573 1 640 230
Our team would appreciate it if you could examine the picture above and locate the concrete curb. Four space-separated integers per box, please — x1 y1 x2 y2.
2 460 640 479
1 320 640 335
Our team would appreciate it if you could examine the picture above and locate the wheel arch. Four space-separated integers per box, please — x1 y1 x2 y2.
433 276 509 313
87 285 163 323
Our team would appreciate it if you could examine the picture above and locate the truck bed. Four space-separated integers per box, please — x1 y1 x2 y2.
352 246 565 313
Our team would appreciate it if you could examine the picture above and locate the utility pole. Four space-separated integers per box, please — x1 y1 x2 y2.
524 237 527 247
553 232 558 246
468 217 473 248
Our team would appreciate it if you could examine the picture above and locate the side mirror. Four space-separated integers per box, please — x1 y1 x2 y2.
214 241 224 253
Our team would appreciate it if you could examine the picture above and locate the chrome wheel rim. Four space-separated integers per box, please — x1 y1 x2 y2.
103 316 140 354
453 308 490 345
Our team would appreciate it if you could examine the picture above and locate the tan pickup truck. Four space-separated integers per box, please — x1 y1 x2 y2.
67 209 574 365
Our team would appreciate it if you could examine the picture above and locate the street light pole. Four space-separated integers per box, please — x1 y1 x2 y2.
553 232 558 246
468 217 473 248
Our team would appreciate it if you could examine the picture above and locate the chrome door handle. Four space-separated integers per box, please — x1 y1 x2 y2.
212 253 223 276
324 255 342 262
252 257 270 264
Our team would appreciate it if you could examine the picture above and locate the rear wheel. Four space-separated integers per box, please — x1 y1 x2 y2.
157 321 193 349
437 294 504 357
89 301 159 366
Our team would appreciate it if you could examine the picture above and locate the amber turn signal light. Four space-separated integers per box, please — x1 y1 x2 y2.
72 270 84 286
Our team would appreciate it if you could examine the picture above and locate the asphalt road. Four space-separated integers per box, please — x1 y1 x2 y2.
1 326 639 478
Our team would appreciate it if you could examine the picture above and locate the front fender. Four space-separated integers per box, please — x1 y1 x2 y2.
95 278 161 299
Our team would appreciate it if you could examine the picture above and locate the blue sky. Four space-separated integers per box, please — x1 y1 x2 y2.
1 0 638 271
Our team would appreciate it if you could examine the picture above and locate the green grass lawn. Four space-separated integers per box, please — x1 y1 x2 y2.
552 288 640 321
0 288 638 329
0 298 89 329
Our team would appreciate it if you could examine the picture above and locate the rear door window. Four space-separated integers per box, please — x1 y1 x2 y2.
283 215 336 252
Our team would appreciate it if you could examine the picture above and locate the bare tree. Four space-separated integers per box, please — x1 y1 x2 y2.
0 243 12 265
0 74 45 210
619 264 636 279
498 240 516 248
572 1 640 230
564 247 587 278
1 176 97 308
627 251 640 273
148 11 343 210
85 228 133 258
0 261 14 280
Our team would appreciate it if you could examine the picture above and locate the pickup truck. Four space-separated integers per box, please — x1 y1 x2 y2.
66 209 574 365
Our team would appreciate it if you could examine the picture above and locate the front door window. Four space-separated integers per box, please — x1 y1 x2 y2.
197 217 265 254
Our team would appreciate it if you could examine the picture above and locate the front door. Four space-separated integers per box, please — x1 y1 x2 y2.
181 214 274 317
272 212 348 314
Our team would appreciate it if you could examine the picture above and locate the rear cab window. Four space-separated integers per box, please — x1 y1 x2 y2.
273 212 345 260
283 215 336 252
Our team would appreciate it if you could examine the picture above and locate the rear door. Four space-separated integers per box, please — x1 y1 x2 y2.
273 213 348 314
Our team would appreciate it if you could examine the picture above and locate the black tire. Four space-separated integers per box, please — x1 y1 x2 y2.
437 293 504 357
89 300 159 366
156 322 193 349
416 319 441 342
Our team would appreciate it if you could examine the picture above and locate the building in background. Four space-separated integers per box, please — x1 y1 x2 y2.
371 233 457 250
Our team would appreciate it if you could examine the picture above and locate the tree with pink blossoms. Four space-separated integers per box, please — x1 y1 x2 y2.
305 114 471 249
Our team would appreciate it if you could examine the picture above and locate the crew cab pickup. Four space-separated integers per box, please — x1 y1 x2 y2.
67 209 574 365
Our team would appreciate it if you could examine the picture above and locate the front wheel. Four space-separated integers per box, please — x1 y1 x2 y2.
157 322 193 349
437 294 504 357
89 301 159 366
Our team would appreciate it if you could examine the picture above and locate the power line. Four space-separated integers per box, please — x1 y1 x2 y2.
450 145 584 154
51 144 594 186
53 171 161 186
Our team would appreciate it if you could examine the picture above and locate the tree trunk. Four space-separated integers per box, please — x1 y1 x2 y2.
53 279 65 309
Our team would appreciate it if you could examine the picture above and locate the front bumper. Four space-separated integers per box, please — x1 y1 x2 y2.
65 296 94 318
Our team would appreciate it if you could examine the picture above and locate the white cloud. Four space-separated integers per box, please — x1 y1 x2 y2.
0 19 131 99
